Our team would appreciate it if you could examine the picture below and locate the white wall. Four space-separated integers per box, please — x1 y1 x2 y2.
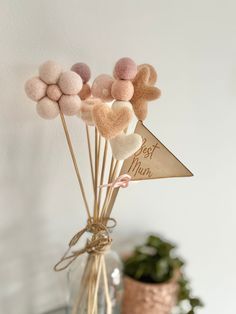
0 0 236 313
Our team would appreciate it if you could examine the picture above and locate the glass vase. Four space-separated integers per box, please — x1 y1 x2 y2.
67 250 123 314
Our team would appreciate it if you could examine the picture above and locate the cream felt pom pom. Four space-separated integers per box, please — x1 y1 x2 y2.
46 84 62 101
71 63 91 84
91 74 114 102
111 80 134 101
59 95 81 116
112 100 133 111
25 77 47 101
114 57 137 80
39 60 62 84
58 71 83 95
36 97 59 119
110 133 142 160
78 98 100 126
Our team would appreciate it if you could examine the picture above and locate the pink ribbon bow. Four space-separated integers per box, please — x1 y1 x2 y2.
99 174 132 189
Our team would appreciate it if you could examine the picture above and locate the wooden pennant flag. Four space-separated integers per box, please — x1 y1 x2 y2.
106 121 193 215
120 121 193 180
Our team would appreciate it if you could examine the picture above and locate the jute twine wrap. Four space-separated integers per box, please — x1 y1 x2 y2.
54 217 116 271
122 272 179 314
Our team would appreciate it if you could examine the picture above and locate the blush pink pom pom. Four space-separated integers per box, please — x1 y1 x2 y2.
111 80 134 101
46 85 62 101
59 95 81 116
91 74 114 102
71 63 91 84
25 77 47 101
39 60 62 84
58 71 82 95
114 57 137 80
36 97 59 119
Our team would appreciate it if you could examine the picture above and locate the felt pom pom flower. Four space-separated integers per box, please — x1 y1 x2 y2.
25 60 83 119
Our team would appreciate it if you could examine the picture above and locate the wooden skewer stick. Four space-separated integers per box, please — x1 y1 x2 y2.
97 140 108 215
95 134 101 218
94 130 102 221
91 255 103 314
72 255 93 314
100 156 114 218
59 111 91 219
102 257 112 314
93 128 98 219
86 125 95 192
101 160 120 219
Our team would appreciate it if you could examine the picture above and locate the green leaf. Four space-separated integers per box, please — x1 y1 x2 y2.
190 297 204 308
146 235 163 248
156 259 169 277
158 242 175 256
172 257 185 268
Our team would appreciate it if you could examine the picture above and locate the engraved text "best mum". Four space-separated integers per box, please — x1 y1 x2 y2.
127 138 159 178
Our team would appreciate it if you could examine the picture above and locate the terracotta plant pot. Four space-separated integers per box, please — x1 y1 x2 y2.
122 273 179 314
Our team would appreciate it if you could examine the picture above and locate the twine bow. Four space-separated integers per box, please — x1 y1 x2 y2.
54 218 116 271
99 174 132 189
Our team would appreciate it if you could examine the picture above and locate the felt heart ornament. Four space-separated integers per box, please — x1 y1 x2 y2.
109 133 142 160
92 103 132 139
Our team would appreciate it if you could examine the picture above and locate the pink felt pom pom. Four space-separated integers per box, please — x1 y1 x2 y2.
36 97 60 119
59 95 81 116
58 71 83 95
114 57 137 80
25 77 47 101
39 60 62 84
71 63 91 84
46 84 62 101
111 80 134 101
91 74 114 102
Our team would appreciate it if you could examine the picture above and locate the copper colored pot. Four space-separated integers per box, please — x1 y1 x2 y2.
122 273 179 314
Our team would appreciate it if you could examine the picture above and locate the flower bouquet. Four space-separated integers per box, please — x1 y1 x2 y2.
24 57 192 314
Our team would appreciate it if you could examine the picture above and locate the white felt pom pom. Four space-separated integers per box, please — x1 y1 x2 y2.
59 95 81 116
25 77 47 101
58 71 83 95
39 60 62 84
110 133 142 160
36 97 60 119
112 100 133 111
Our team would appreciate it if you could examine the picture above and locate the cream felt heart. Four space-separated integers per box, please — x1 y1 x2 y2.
112 100 133 111
109 133 142 160
92 103 132 139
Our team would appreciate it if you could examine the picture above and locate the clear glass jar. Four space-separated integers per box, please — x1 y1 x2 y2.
67 250 123 314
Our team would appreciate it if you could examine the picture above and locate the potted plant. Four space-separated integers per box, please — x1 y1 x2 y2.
122 235 203 314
